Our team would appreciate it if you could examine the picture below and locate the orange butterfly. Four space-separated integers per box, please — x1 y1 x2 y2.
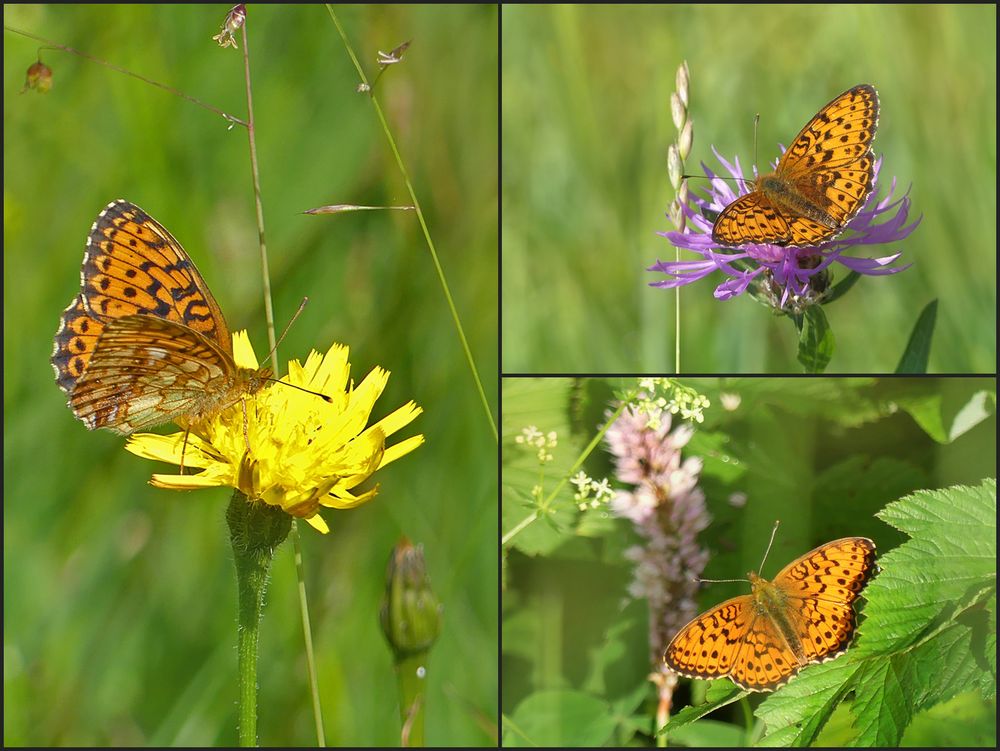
663 536 876 691
52 200 270 435
712 84 879 247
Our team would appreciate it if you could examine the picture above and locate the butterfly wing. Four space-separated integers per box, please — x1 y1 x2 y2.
52 295 107 395
67 315 239 434
73 199 232 350
771 537 877 663
727 598 806 691
663 594 757 683
711 192 791 246
53 200 237 420
776 85 879 228
780 215 844 246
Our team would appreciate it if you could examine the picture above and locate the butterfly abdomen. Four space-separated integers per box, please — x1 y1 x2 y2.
750 572 808 666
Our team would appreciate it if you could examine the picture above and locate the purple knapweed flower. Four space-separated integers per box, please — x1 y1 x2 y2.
649 148 920 313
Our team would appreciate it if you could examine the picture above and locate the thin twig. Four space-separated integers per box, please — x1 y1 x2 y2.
4 24 247 128
239 22 277 359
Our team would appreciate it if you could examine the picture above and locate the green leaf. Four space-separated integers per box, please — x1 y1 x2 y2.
662 718 748 748
797 305 835 373
945 387 997 441
895 299 938 373
865 480 996 654
657 679 743 737
754 658 869 746
847 480 996 744
502 690 618 746
890 379 997 443
502 479 577 556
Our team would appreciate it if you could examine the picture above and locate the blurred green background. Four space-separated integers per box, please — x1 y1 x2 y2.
4 4 497 746
502 5 996 373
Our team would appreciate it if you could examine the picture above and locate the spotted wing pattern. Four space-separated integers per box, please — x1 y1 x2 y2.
769 537 877 663
52 200 267 434
663 537 877 692
712 85 879 247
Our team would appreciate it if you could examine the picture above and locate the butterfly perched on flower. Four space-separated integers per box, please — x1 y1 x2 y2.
712 84 879 247
52 199 271 435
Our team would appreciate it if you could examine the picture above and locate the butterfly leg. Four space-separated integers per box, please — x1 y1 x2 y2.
179 427 192 475
240 397 253 455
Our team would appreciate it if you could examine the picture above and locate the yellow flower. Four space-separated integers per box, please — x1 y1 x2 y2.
125 333 423 534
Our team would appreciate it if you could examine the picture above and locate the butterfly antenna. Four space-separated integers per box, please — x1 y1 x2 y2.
696 575 751 585
258 297 333 403
271 379 334 401
259 297 309 368
757 520 781 573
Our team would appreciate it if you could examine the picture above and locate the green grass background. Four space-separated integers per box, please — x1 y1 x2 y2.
4 5 497 746
502 4 996 373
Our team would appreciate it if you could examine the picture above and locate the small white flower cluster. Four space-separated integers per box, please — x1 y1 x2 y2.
635 378 711 427
570 471 615 511
515 425 558 463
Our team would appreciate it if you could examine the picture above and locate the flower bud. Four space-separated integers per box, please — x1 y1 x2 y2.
212 4 246 49
23 61 53 94
379 538 442 659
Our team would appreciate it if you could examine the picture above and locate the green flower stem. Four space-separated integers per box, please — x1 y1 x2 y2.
395 652 428 747
227 491 291 747
290 522 326 746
